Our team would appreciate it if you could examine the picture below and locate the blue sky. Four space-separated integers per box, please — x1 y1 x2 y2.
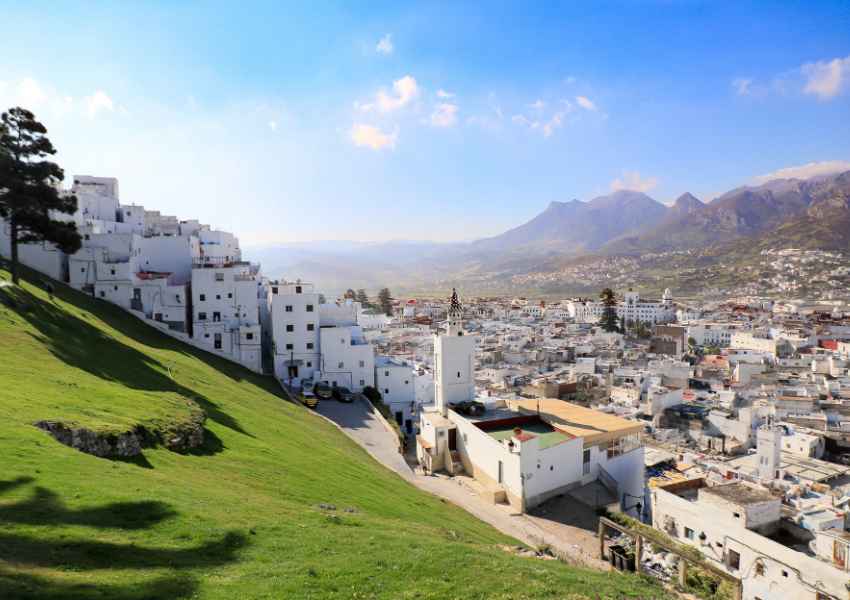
2 1 849 245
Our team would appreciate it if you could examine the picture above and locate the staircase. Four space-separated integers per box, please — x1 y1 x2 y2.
568 480 618 510
448 450 464 476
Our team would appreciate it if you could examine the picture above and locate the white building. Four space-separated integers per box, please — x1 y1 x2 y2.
317 324 375 391
269 281 321 385
376 356 416 432
417 290 644 513
567 289 675 326
191 262 262 372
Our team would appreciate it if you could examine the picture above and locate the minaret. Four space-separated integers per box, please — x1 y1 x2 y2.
434 289 475 417
757 423 782 482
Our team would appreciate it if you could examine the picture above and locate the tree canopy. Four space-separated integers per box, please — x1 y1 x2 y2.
0 107 80 283
598 287 620 333
377 287 393 317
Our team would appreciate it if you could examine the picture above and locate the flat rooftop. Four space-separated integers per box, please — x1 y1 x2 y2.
727 451 850 483
481 419 572 450
509 398 642 445
701 482 776 505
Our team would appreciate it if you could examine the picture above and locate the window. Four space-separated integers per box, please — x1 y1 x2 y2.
306 304 314 312
246 332 254 340
198 312 207 320
227 293 232 299
306 361 312 368
215 273 224 282
684 527 694 540
110 268 115 275
285 343 293 350
81 267 85 272
113 285 118 291
359 361 365 368
216 294 221 300
755 561 765 576
200 293 207 301
214 333 222 350
213 312 221 322
781 570 788 578
360 379 365 386
338 362 344 369
307 323 314 331
733 512 740 519
341 338 345 344
727 549 740 570
286 324 294 332
306 343 314 350
204 333 210 338
582 448 591 475
384 388 389 394
99 291 105 298
295 285 302 293
457 371 461 378
272 286 278 295
385 370 390 377
285 305 293 312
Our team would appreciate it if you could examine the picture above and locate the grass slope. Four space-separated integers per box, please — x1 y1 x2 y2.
0 266 661 599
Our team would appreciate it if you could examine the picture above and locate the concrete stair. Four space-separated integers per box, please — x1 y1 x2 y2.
568 480 618 511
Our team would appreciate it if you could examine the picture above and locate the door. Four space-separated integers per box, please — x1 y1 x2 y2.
834 540 846 568
583 448 591 475
448 428 457 451
405 419 412 434
287 365 298 379
395 411 403 426
498 460 503 484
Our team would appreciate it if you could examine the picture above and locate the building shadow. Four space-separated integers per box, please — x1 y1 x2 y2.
0 478 247 599
1 278 252 439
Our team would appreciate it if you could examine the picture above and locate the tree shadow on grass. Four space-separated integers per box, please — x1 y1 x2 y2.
0 280 252 439
0 478 247 599
0 486 175 529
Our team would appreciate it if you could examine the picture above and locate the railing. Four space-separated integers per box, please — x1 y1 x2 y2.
598 464 618 497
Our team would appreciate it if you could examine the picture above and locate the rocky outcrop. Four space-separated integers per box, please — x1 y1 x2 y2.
35 421 144 457
36 410 207 458
159 411 206 453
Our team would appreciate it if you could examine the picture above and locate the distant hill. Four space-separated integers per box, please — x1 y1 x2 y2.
0 265 660 599
603 171 850 254
472 190 668 254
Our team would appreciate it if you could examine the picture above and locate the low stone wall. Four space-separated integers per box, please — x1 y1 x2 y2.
35 410 206 458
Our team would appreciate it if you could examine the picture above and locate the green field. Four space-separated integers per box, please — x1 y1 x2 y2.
0 265 662 599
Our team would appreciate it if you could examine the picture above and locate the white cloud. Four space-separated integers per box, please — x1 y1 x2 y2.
85 90 114 118
575 95 596 111
17 77 48 107
512 114 539 129
268 120 278 132
542 111 566 138
528 99 545 111
350 123 397 150
610 170 658 193
359 75 419 113
732 78 753 96
436 89 455 99
802 55 850 100
376 34 394 55
753 160 850 184
429 103 458 128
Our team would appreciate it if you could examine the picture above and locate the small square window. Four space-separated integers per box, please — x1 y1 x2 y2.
272 286 278 295
200 294 206 301
384 388 389 394
198 312 207 321
306 361 312 368
684 527 694 540
385 370 390 377
227 293 232 299
216 294 221 300
338 362 344 369
285 305 293 312
307 323 315 331
360 379 365 386
215 273 224 281
99 291 105 298
295 285 302 293
113 285 118 291
306 304 314 312
285 343 293 350
246 332 254 340
306 343 314 350
286 324 294 332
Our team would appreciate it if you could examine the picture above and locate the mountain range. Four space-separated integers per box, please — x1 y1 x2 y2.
244 169 850 294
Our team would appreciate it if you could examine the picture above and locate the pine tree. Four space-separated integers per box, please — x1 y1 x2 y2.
377 287 393 316
0 107 81 284
599 287 619 332
355 288 370 307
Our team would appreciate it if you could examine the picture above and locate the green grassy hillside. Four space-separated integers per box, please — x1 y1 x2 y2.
0 265 661 599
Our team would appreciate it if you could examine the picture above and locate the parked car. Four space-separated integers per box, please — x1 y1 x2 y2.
333 386 354 403
300 388 318 409
313 382 333 400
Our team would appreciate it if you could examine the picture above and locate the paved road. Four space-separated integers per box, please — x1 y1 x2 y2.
312 397 608 569
315 397 413 478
